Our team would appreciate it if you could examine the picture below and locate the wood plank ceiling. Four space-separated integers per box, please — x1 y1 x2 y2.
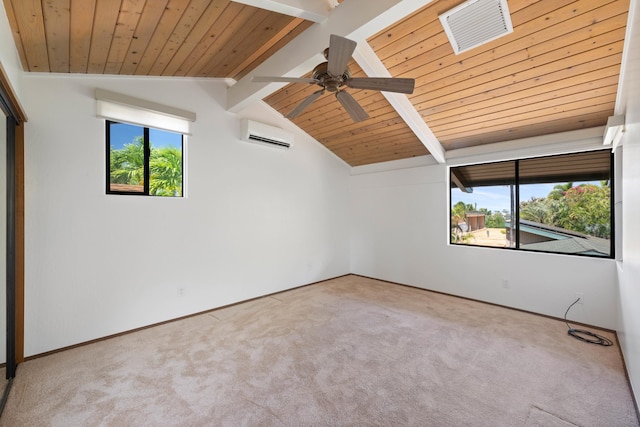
2 0 312 80
2 0 630 166
265 0 629 165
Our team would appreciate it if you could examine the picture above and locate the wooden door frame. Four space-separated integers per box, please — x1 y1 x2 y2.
0 63 26 369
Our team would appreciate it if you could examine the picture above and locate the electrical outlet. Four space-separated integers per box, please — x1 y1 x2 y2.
502 279 510 289
178 287 185 297
574 292 584 304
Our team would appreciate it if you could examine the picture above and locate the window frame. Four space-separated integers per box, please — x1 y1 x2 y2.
105 120 184 197
449 150 615 259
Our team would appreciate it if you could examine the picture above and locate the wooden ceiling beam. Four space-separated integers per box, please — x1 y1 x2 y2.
226 0 435 113
227 17 306 78
353 41 445 163
229 0 330 23
233 19 314 80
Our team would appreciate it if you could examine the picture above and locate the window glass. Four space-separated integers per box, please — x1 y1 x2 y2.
450 161 516 248
450 150 613 258
149 129 183 197
518 151 611 257
107 121 183 197
108 122 145 193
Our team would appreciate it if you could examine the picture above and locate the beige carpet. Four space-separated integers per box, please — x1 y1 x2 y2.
1 275 637 426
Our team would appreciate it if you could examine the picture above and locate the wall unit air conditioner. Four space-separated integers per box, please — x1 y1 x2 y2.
241 119 293 149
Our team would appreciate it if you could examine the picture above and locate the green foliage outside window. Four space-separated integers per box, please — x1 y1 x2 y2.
520 182 610 239
108 122 183 197
109 136 145 188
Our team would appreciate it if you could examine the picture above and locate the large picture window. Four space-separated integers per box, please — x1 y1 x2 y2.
106 120 183 197
450 150 613 258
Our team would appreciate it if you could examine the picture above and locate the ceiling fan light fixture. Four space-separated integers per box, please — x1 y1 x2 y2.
439 0 513 55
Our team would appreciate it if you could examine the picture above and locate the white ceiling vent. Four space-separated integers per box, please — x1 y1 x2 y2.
241 119 293 149
439 0 513 55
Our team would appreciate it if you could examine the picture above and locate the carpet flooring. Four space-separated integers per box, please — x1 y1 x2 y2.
0 275 637 426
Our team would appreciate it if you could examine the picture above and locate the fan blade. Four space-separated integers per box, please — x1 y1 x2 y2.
252 76 318 84
336 91 369 122
345 77 415 94
327 34 357 77
286 89 325 119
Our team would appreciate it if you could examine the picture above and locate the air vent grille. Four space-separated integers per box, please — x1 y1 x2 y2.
439 0 513 55
248 134 291 148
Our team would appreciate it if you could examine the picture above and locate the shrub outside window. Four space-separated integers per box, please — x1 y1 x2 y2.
106 121 184 197
450 150 613 258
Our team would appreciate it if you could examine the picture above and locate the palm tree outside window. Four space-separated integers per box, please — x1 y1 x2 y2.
106 121 183 197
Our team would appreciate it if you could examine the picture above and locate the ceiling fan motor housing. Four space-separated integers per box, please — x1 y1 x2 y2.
312 62 352 92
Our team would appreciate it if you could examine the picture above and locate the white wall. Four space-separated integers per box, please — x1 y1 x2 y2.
617 0 640 404
22 74 351 356
618 125 640 409
349 149 619 330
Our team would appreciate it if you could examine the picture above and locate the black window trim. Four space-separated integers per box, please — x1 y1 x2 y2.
449 149 615 259
105 120 184 197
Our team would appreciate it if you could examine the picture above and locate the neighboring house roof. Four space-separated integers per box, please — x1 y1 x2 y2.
515 220 610 256
521 237 610 256
519 219 590 239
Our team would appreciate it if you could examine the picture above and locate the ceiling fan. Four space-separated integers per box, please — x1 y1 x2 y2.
252 34 415 123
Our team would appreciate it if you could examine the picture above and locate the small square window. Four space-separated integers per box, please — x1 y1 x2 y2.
106 121 183 197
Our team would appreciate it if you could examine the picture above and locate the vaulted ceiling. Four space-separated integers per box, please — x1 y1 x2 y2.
2 0 631 166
